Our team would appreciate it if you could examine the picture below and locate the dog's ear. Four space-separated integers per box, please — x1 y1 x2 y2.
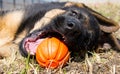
83 5 119 33
65 2 120 51
65 2 119 33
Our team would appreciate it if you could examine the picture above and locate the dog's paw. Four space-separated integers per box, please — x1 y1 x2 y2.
0 43 18 58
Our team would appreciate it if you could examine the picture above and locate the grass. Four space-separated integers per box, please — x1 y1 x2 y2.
0 2 120 74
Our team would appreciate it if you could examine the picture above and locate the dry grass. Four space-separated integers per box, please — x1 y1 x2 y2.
0 2 120 74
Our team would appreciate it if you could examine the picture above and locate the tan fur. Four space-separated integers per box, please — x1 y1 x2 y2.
14 29 28 44
0 9 65 57
0 43 18 57
0 2 119 58
0 11 24 46
65 2 84 7
99 24 120 33
0 11 24 57
30 9 65 33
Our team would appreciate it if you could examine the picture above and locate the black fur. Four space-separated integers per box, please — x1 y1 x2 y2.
17 2 119 59
19 3 101 58
16 2 66 35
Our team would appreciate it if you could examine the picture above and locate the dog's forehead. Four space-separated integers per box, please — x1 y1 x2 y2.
30 9 65 33
44 9 65 18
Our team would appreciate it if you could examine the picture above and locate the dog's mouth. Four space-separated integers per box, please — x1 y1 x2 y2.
22 30 66 55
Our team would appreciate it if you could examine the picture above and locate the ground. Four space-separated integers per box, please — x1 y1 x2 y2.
0 2 120 74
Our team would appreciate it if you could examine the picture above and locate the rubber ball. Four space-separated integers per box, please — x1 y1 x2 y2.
36 37 70 68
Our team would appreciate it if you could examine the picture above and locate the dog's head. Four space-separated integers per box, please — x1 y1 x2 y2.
20 2 119 57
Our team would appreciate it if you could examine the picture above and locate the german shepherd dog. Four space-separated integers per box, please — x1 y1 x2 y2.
0 2 120 59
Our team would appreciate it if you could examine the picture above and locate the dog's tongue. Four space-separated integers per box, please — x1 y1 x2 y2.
25 39 44 55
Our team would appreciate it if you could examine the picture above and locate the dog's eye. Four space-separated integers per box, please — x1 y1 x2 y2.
70 10 78 18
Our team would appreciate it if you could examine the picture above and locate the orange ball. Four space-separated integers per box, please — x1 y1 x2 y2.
36 37 70 68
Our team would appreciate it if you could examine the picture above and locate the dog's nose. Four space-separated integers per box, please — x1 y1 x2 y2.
66 20 76 29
